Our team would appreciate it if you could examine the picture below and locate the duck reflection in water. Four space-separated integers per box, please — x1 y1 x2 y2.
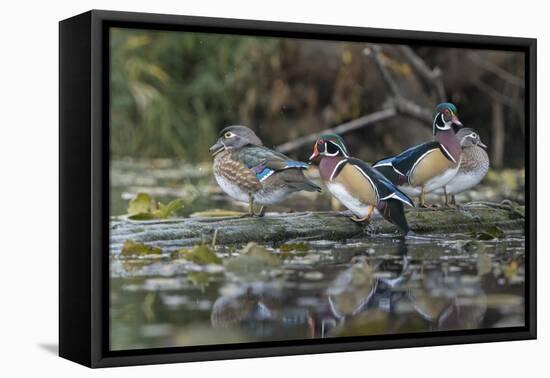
210 240 489 341
325 239 489 336
210 282 315 340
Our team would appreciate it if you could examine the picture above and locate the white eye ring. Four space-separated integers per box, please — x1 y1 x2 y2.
224 132 235 138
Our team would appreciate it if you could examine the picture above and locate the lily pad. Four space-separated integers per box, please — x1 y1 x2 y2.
171 245 222 265
120 240 162 257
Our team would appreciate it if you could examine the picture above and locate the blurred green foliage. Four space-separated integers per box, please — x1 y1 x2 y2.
110 28 280 160
110 28 525 168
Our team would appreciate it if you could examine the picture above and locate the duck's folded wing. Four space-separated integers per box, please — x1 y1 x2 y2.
237 146 309 172
374 141 442 177
350 158 414 207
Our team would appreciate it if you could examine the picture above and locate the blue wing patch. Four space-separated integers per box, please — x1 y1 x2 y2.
250 162 274 182
284 160 309 169
255 167 275 182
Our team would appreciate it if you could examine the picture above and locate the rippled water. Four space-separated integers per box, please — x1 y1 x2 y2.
110 231 525 351
109 160 525 350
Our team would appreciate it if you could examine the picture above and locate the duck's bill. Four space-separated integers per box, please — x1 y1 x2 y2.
308 144 319 162
452 113 463 128
478 141 487 149
209 141 224 155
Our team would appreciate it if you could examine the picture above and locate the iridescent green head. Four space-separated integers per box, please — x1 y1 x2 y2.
309 133 349 161
433 102 463 134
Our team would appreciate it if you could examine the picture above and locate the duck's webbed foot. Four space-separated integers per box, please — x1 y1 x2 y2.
418 187 433 208
255 206 266 217
350 206 374 223
247 195 266 217
442 188 457 208
351 214 370 222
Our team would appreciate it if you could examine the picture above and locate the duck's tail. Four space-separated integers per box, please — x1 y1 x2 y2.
380 199 410 235
303 178 322 192
283 169 322 192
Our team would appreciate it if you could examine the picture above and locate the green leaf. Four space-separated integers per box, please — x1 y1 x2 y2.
154 199 184 218
171 245 222 265
120 240 162 257
127 193 183 220
127 192 157 215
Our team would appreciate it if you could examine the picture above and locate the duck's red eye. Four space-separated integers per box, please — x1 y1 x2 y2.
318 139 324 145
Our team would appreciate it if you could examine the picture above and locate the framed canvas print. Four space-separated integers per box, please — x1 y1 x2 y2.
59 10 536 368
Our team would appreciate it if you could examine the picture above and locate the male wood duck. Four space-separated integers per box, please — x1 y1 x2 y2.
373 103 463 207
210 125 321 216
309 134 414 235
433 128 490 206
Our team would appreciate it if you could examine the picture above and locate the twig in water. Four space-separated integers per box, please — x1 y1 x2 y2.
211 228 219 248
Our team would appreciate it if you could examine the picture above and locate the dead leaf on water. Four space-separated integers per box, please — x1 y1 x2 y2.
127 192 183 220
171 245 222 265
504 260 519 279
120 240 162 257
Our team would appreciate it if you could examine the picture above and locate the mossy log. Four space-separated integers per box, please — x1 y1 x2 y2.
109 202 524 254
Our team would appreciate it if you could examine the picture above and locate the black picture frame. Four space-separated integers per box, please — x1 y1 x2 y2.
59 9 537 368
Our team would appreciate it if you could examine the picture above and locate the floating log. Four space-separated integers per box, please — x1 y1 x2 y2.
109 203 524 254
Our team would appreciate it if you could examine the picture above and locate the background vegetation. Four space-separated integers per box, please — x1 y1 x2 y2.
110 28 526 167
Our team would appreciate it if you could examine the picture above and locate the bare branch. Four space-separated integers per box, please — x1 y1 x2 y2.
368 45 404 99
391 97 433 123
277 44 442 155
473 80 522 110
366 45 434 123
468 52 525 89
399 46 447 101
276 107 397 153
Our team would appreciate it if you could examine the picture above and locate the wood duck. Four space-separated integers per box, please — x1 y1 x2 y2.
433 128 490 206
210 125 321 216
373 103 463 207
309 134 414 235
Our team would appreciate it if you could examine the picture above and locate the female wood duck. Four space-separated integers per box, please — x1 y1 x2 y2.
373 103 463 207
433 128 490 206
210 125 321 216
309 134 414 235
